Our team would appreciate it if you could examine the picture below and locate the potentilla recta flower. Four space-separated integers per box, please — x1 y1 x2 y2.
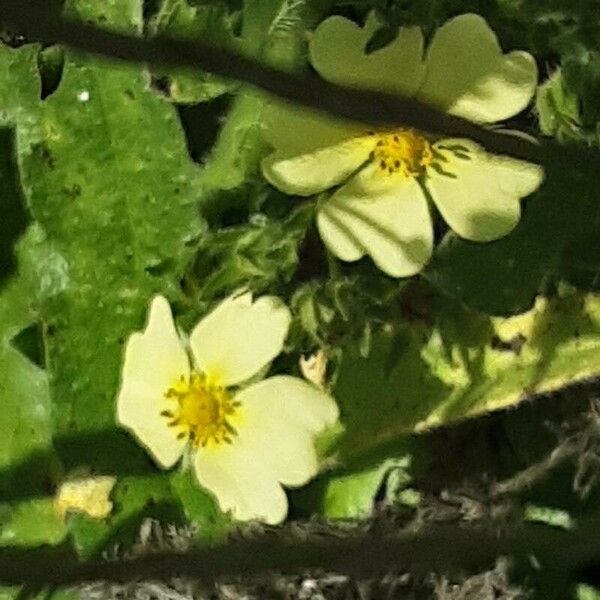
261 13 544 277
116 294 339 524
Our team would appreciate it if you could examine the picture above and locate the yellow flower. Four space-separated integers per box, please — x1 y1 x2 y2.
116 294 339 524
261 14 544 277
55 476 116 520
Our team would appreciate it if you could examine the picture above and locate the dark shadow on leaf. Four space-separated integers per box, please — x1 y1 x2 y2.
37 45 64 100
55 429 159 475
0 128 29 287
0 448 60 501
73 499 185 559
12 323 45 368
177 95 232 164
0 430 162 501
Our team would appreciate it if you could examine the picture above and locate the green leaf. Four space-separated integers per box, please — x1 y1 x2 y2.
536 69 582 141
293 457 410 519
524 504 574 530
0 273 64 547
577 585 600 600
68 474 176 558
332 288 600 465
0 0 230 552
149 0 238 103
197 91 266 194
147 0 311 104
0 499 67 547
195 0 326 194
0 265 57 499
170 471 230 542
192 203 313 304
0 23 204 438
0 588 77 600
562 46 600 130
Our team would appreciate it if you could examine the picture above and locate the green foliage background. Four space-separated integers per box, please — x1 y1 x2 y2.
0 0 600 594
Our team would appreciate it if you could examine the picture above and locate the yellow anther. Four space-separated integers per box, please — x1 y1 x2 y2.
164 372 238 447
370 129 433 177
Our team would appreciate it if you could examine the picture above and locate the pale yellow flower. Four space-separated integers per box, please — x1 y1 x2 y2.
261 13 544 277
55 476 116 520
116 294 339 524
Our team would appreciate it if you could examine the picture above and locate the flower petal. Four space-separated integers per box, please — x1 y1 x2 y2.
234 376 339 486
189 293 291 387
418 14 537 123
317 165 434 277
116 296 189 468
309 13 425 96
262 100 365 156
262 137 372 197
427 139 544 241
194 436 288 524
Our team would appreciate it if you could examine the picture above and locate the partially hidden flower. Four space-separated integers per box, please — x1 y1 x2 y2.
55 476 117 520
116 293 339 524
261 13 544 277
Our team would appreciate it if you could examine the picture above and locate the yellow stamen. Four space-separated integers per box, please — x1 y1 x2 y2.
164 372 238 447
370 129 433 177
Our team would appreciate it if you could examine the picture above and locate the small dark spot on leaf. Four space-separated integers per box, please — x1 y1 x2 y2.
33 142 56 168
491 333 527 355
145 258 175 277
64 184 82 198
151 76 171 97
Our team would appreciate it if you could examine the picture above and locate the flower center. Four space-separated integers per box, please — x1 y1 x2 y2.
370 129 433 177
162 372 238 447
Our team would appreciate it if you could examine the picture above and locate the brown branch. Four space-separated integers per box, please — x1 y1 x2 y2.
1 0 597 168
0 520 598 593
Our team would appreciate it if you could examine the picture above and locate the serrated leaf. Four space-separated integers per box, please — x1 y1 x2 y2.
1 0 231 553
333 289 600 465
536 69 582 141
192 204 313 304
0 13 204 438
